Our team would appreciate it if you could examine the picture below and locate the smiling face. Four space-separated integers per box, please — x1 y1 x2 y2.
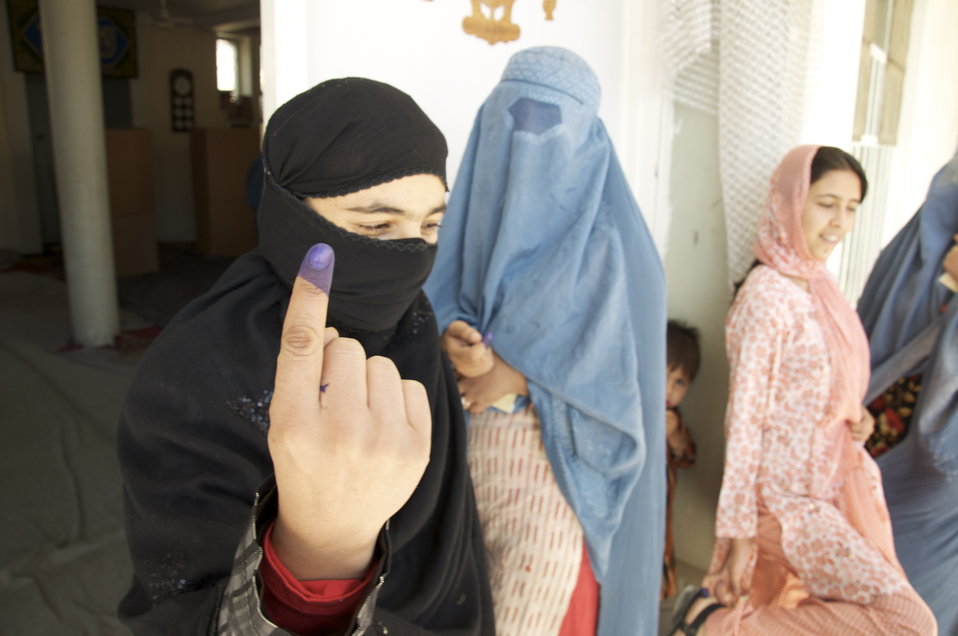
800 169 862 261
305 174 446 243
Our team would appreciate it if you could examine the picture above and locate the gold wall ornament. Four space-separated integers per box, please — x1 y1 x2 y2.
543 0 556 20
461 0 558 45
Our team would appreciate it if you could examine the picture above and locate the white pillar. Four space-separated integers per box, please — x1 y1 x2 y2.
39 0 119 347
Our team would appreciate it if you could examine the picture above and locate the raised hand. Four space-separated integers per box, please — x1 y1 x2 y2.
943 234 958 282
849 406 875 443
665 408 681 437
268 243 432 580
458 352 528 415
703 537 755 606
441 320 494 378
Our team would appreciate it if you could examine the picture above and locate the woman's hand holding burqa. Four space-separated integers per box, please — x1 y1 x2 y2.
267 243 432 580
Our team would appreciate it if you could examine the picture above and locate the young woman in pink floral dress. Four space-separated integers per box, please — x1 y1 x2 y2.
671 146 937 635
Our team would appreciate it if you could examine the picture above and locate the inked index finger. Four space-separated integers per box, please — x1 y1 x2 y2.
273 243 335 415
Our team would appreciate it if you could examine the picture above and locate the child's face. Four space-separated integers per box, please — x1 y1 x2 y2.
666 365 692 409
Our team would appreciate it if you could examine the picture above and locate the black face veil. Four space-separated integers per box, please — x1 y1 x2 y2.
258 78 448 333
117 78 493 635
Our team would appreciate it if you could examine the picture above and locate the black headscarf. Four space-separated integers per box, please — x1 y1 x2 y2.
118 78 493 635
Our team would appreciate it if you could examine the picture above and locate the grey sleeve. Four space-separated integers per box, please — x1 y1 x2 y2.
217 480 388 636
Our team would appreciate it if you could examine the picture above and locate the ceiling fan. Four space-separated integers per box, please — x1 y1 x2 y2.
152 0 194 29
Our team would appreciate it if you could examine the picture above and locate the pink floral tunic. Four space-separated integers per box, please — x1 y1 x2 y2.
714 265 906 604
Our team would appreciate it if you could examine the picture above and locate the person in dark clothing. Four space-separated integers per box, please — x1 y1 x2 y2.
117 78 494 635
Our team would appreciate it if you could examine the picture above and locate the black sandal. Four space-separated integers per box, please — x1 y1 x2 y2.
668 584 724 635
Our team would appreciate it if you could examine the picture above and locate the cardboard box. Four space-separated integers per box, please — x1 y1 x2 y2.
105 129 158 275
190 128 260 257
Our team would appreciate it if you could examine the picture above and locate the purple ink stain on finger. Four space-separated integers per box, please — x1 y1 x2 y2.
298 243 334 294
320 383 329 393
481 331 493 347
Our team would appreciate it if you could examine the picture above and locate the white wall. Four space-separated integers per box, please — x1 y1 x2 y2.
260 0 668 240
883 0 958 244
130 17 228 243
664 103 729 573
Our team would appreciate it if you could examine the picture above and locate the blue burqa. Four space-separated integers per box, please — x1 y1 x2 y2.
857 155 958 634
425 47 666 635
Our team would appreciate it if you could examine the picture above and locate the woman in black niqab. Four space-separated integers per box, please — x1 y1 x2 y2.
117 78 493 635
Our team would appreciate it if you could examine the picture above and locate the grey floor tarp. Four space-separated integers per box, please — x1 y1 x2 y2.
0 272 143 635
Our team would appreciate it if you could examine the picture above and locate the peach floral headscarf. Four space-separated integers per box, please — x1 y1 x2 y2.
756 145 899 566
754 144 870 427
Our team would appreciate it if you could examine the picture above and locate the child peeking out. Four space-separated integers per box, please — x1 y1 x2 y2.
662 319 700 599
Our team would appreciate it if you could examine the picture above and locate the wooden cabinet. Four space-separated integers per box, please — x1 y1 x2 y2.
105 128 158 276
190 128 259 257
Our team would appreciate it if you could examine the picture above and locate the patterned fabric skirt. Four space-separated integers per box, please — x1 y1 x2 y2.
467 405 585 636
704 505 937 635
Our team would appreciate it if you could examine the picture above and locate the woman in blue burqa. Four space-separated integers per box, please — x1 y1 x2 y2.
857 153 958 634
425 47 666 636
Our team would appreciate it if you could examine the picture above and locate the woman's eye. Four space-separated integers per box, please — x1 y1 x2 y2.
424 221 442 231
359 223 391 234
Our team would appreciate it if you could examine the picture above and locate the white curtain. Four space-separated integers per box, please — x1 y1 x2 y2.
662 0 822 287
